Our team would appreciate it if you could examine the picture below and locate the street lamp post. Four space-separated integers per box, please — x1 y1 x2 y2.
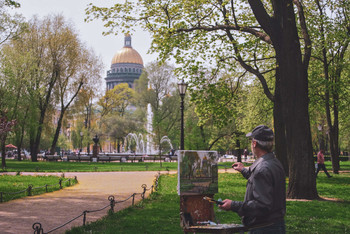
178 79 188 150
92 134 99 160
80 131 83 154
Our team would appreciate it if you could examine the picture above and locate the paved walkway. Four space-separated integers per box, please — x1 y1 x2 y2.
0 171 158 234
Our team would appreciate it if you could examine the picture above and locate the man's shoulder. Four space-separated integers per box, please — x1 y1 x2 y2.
255 154 284 173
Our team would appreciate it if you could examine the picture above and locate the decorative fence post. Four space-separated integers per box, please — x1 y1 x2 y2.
27 184 33 196
32 222 43 234
132 193 135 206
83 211 87 226
0 192 3 203
141 184 147 200
59 178 62 189
108 195 115 214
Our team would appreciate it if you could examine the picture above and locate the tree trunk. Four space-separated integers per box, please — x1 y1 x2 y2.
329 126 340 173
117 138 121 153
249 0 317 198
16 115 27 161
271 1 318 199
273 73 289 176
31 109 46 162
50 110 65 155
1 135 7 169
322 29 340 175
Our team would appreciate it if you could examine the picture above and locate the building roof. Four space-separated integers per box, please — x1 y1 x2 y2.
111 34 143 65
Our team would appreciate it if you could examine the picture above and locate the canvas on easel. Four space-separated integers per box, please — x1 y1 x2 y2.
177 150 219 230
177 150 219 195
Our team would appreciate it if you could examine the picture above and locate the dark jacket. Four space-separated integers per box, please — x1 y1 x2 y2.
231 152 286 227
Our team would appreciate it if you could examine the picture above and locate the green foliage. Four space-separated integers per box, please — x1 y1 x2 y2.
98 83 135 117
85 0 276 132
235 80 274 134
84 0 278 155
190 73 239 128
1 14 104 162
306 0 350 153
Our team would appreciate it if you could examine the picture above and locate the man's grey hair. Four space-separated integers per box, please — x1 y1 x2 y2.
254 138 274 152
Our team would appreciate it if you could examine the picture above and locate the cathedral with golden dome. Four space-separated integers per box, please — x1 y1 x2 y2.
105 34 144 90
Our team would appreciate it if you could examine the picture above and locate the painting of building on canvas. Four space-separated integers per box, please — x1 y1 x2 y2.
178 150 219 195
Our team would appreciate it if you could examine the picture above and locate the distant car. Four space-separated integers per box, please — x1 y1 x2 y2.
223 155 237 159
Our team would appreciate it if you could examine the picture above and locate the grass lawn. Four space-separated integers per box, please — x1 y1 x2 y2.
0 174 77 202
67 169 350 234
1 159 178 172
2 159 347 173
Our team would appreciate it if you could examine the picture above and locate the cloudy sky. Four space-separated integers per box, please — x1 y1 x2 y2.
13 0 157 75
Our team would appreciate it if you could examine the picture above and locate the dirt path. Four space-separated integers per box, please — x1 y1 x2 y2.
0 171 158 234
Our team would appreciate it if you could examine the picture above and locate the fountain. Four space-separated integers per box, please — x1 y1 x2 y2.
146 101 157 154
124 133 145 154
160 136 174 153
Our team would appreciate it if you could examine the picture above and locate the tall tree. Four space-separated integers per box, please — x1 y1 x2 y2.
97 83 136 152
307 0 350 173
87 0 317 199
49 45 103 155
0 0 25 163
0 37 33 161
5 14 101 161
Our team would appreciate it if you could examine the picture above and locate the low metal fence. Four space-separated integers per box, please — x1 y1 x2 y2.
0 176 77 203
32 172 161 234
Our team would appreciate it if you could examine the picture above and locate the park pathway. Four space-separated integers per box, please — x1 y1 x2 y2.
0 171 158 234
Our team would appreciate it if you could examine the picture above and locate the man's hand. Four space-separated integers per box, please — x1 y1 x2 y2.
218 199 232 211
232 162 244 172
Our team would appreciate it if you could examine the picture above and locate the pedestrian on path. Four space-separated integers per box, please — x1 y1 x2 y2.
316 150 332 178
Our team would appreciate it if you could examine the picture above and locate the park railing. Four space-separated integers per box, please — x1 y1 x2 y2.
32 172 161 234
0 176 77 203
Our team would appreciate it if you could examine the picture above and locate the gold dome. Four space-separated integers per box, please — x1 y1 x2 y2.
111 47 143 65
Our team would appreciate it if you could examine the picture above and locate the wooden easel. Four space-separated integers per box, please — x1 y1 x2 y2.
178 151 246 233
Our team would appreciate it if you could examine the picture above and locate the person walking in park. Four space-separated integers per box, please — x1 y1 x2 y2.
243 148 248 161
219 125 286 233
316 150 332 178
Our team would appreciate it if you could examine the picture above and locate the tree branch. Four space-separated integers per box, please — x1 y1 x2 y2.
247 0 273 36
293 0 312 69
176 24 272 44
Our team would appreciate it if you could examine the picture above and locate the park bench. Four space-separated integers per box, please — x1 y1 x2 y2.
97 155 122 162
97 155 111 162
45 155 62 161
79 155 92 161
67 155 79 162
67 155 91 162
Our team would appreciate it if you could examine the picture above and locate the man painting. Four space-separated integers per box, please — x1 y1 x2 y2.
219 125 286 233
